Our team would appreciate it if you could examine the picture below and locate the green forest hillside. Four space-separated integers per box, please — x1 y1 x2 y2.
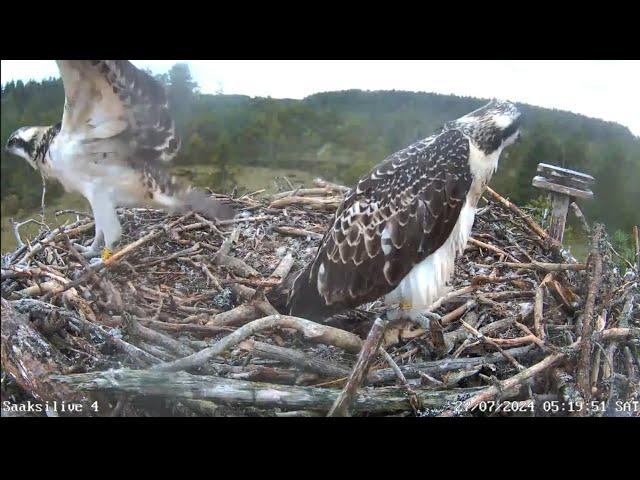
2 64 638 255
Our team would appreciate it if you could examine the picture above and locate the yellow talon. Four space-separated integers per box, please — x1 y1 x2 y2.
101 247 112 261
400 301 413 311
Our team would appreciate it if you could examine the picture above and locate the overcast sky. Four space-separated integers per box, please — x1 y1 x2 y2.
2 60 639 136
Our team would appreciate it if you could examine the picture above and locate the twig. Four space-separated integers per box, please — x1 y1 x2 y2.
269 196 342 211
468 237 519 261
273 226 324 240
577 225 604 398
633 225 639 272
152 315 364 372
460 320 525 371
457 343 578 413
496 261 587 272
312 178 351 193
570 202 590 234
269 252 295 282
534 272 554 340
485 186 560 248
328 317 389 417
217 215 274 226
10 218 49 249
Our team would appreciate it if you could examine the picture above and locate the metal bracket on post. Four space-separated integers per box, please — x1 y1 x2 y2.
532 163 595 243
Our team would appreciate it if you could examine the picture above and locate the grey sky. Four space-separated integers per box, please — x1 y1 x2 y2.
2 60 639 136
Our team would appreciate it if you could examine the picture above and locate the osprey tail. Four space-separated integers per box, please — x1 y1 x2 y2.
140 163 235 221
287 266 345 322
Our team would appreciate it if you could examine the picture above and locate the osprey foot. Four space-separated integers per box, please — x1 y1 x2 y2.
414 312 442 330
101 247 113 261
88 257 104 268
72 243 102 259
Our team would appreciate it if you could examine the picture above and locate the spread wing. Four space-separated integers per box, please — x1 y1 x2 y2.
56 60 180 163
288 129 473 320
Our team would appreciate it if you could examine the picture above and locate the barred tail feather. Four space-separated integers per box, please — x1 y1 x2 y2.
178 188 236 221
140 163 235 221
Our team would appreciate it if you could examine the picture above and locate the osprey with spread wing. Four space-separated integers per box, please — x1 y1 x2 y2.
288 99 522 322
6 60 234 260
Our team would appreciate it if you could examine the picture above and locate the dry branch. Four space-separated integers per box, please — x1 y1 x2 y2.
51 369 483 414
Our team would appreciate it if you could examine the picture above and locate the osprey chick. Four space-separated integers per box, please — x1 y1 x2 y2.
6 60 235 260
288 99 522 322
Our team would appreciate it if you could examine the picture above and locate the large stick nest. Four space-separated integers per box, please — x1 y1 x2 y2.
1 179 638 417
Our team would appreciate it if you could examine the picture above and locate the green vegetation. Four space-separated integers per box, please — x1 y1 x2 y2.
2 63 639 255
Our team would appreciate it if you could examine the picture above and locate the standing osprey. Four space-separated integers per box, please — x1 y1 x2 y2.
288 99 521 322
5 60 234 260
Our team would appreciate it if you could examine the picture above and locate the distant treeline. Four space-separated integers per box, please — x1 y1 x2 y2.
1 64 639 232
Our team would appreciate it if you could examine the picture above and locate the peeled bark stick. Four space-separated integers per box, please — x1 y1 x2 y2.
215 228 239 257
50 369 484 414
273 226 324 240
577 226 604 398
594 328 640 343
328 317 389 417
271 187 338 201
496 261 587 272
211 253 260 278
423 285 477 312
206 303 262 327
269 196 343 211
441 300 476 326
269 252 295 282
468 237 518 261
238 340 351 379
312 178 352 193
534 272 554 340
153 315 364 372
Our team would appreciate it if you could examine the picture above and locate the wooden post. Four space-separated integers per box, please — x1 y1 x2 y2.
532 163 595 244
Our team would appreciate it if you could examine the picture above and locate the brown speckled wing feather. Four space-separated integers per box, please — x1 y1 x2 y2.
288 129 472 321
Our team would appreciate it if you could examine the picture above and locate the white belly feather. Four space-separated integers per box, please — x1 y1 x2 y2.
384 199 476 318
384 141 502 319
46 134 150 207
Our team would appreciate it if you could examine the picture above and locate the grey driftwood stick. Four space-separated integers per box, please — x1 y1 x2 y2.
50 369 485 414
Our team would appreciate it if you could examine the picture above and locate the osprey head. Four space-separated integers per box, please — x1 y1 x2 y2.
5 126 55 170
446 99 522 155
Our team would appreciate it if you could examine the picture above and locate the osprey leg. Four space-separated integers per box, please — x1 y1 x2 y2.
83 192 121 260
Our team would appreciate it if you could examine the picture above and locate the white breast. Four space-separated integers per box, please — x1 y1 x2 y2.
46 133 147 206
384 140 503 319
384 199 476 318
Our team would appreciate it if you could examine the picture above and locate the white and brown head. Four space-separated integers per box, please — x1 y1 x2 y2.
445 99 522 155
5 123 60 170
